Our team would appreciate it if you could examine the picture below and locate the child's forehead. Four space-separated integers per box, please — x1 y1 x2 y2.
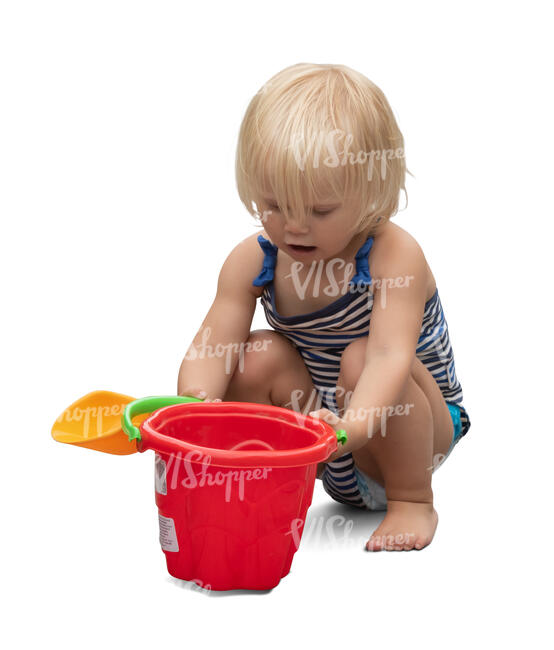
260 190 341 206
259 171 345 205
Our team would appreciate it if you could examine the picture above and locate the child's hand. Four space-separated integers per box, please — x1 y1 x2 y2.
308 407 366 462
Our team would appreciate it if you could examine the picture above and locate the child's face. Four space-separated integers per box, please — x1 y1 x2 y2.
259 192 366 262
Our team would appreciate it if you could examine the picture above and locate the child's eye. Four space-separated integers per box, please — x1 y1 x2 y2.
265 202 335 216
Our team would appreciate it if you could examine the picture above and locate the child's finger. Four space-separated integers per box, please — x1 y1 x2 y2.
180 387 207 399
308 408 340 425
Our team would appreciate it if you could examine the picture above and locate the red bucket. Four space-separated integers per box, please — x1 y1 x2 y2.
136 401 339 591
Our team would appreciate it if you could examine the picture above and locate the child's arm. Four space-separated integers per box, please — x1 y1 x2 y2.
177 236 260 400
314 233 430 457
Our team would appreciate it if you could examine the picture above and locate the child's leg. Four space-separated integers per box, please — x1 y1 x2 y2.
223 329 332 477
222 328 316 412
336 340 454 551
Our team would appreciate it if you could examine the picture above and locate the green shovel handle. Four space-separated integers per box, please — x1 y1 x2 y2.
122 395 203 443
121 395 348 447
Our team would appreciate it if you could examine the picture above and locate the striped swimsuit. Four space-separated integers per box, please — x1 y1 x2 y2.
252 233 471 508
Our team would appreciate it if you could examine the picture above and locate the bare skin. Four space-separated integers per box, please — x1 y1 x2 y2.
179 218 456 552
217 325 451 552
334 338 453 551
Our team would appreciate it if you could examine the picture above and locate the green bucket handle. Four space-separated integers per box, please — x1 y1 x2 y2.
122 395 203 443
121 395 347 446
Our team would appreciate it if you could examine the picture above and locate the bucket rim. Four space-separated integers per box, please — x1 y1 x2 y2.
139 401 338 467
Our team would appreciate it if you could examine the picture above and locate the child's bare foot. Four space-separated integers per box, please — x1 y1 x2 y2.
366 500 438 551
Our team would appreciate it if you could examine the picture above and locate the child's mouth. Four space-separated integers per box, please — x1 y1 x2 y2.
288 244 317 254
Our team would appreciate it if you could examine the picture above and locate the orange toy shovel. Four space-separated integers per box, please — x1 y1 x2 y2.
51 390 144 455
51 390 204 455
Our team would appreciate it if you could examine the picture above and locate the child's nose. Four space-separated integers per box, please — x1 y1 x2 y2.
284 219 309 235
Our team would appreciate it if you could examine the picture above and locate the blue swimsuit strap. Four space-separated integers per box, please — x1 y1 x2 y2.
252 234 373 288
252 235 278 286
349 235 373 289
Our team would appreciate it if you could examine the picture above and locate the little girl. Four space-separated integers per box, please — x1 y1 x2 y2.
178 63 471 552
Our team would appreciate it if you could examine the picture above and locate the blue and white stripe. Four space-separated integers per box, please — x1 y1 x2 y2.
253 234 471 508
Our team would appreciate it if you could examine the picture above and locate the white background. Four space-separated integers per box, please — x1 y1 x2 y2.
1 1 552 648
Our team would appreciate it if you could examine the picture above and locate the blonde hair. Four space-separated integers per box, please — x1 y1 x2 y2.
235 63 410 235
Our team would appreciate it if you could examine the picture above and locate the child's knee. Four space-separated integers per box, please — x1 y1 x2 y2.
338 337 368 390
227 329 278 388
336 337 368 411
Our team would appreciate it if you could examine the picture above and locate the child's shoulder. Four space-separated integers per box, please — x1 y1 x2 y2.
218 231 269 299
371 221 436 299
371 221 427 265
372 220 423 254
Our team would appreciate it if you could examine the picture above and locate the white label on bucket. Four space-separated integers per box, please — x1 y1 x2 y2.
158 514 179 552
154 454 167 495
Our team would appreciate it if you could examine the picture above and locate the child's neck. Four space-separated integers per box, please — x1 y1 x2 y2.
333 225 374 263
